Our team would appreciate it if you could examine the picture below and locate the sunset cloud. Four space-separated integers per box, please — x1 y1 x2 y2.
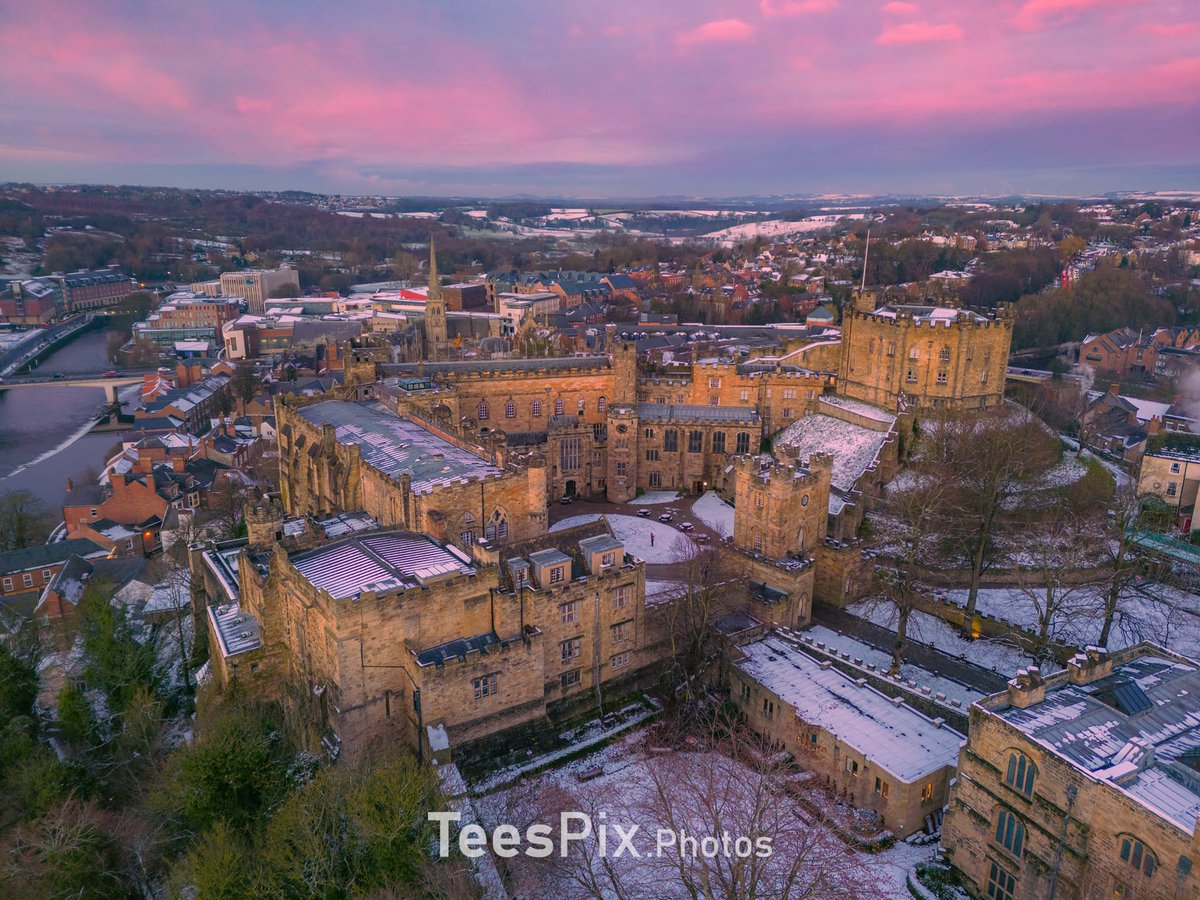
876 20 964 44
759 0 839 16
882 2 920 14
1011 0 1134 32
677 18 756 46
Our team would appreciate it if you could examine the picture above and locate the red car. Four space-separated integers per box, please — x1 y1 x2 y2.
101 370 119 377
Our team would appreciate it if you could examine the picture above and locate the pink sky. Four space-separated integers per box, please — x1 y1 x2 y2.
0 0 1196 196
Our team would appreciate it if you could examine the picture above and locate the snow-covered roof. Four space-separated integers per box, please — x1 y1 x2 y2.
774 413 888 494
291 531 475 600
736 636 964 782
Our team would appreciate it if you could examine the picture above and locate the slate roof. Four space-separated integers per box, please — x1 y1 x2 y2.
289 531 475 600
0 538 107 574
637 403 760 424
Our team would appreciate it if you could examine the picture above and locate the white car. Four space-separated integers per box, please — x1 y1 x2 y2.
678 522 694 531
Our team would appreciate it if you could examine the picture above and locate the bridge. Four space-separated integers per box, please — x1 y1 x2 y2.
0 367 161 404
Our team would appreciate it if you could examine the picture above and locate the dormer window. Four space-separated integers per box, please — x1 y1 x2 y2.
601 552 615 567
549 566 564 584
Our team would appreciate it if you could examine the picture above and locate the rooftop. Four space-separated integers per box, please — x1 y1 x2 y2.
637 402 760 424
774 413 888 495
737 635 964 782
208 601 262 657
296 400 504 493
290 531 475 600
996 649 1200 833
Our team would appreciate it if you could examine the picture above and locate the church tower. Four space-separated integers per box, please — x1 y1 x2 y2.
425 237 448 359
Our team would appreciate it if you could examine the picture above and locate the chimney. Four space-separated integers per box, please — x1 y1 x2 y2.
65 477 73 493
1068 646 1114 686
426 509 448 544
1007 666 1046 709
1108 383 1120 395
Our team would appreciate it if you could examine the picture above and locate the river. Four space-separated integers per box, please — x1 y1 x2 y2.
0 325 136 508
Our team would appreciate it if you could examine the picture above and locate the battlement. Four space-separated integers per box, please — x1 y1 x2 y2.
845 306 1013 330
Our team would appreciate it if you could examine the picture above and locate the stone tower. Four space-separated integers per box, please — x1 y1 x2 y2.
425 237 448 359
605 405 639 503
610 335 638 406
732 450 831 559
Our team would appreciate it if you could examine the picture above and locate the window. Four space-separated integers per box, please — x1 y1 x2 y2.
1004 752 1036 797
740 682 752 703
708 377 721 389
782 407 794 419
611 620 632 644
42 569 52 582
663 429 678 452
560 600 579 623
909 346 920 360
753 532 763 553
966 346 974 362
560 437 582 472
577 397 585 413
739 389 750 402
90 508 97 517
886 341 896 357
1171 462 1182 473
712 432 726 454
549 565 565 584
554 398 565 415
994 810 1025 857
906 368 918 383
986 861 1016 900
754 492 765 510
478 401 489 421
645 449 660 462
561 669 581 688
649 472 662 488
612 586 631 609
505 400 516 418
920 782 934 802
844 758 859 776
611 652 630 669
616 461 627 476
21 573 33 588
532 399 542 416
676 394 685 404
561 637 581 663
598 396 606 412
936 370 947 385
939 345 951 362
736 432 751 454
688 430 703 453
761 697 776 718
874 777 889 798
473 673 497 700
1 577 11 592
1168 482 1178 497
1120 837 1157 877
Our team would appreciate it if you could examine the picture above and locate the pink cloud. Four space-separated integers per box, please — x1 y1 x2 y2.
876 20 964 44
676 18 756 47
882 2 920 14
1140 21 1197 39
760 0 838 15
1011 0 1133 32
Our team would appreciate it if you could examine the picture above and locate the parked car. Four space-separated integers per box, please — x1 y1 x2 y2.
695 534 710 544
657 513 673 523
559 495 573 505
679 522 694 531
51 372 64 379
636 508 651 517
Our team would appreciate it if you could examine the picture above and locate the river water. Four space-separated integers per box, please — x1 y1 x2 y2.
0 325 135 509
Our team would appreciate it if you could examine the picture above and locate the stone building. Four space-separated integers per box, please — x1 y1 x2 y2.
942 645 1200 900
730 631 963 840
202 505 651 762
837 292 1013 413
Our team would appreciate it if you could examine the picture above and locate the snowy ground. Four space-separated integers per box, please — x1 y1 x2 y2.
846 603 1053 677
646 580 685 605
473 727 934 899
624 491 679 506
691 491 734 538
775 414 888 493
551 514 693 564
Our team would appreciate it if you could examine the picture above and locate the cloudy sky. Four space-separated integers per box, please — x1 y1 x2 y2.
1 0 1197 198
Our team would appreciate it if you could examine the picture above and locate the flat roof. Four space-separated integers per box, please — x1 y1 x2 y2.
637 403 759 424
290 531 475 600
296 400 504 494
737 636 963 782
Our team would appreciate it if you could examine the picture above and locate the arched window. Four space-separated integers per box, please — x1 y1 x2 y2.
484 509 509 541
994 809 1025 858
577 397 585 413
554 398 564 415
735 432 751 454
939 344 952 362
505 400 516 418
1004 752 1036 797
531 399 542 417
1120 836 1157 877
598 396 607 412
478 401 489 421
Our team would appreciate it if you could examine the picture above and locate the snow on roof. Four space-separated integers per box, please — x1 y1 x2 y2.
297 399 504 494
818 394 897 425
774 413 888 494
997 652 1200 832
737 636 964 782
1121 395 1172 424
291 531 475 600
208 601 262 657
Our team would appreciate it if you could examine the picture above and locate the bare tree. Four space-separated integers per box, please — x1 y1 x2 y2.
1097 482 1149 647
862 473 948 674
934 408 1058 637
0 489 52 552
1013 510 1103 657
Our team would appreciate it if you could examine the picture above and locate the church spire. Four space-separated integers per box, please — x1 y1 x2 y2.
428 235 442 300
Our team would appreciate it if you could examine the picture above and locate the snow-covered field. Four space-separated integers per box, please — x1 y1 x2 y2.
702 213 866 244
551 514 693 563
691 491 734 538
473 727 933 899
